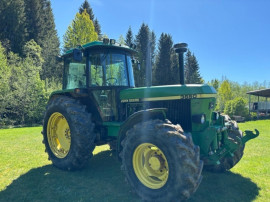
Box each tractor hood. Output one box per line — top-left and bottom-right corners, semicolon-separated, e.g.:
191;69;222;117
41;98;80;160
120;84;217;102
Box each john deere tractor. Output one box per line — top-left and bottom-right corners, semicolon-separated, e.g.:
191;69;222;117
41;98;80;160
42;39;259;201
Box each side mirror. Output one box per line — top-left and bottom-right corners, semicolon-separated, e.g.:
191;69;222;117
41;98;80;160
73;48;83;62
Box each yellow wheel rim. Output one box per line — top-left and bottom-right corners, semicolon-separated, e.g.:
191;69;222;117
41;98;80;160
47;112;71;158
133;143;169;189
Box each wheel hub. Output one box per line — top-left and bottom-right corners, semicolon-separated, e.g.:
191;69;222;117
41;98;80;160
133;143;169;189
149;156;161;171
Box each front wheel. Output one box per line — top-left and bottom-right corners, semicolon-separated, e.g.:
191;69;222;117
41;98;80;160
205;116;245;172
121;119;203;201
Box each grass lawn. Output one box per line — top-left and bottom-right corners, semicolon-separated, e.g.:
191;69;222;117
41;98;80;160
0;120;269;202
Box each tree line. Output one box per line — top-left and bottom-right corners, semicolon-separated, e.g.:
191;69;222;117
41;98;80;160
209;78;270;119
0;0;266;127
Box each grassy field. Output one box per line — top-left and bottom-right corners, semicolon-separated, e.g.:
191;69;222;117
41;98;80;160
0;120;269;202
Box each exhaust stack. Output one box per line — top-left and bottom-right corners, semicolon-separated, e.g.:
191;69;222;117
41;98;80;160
174;43;188;85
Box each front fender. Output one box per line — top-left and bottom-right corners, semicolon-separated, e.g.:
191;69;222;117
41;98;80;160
117;108;167;154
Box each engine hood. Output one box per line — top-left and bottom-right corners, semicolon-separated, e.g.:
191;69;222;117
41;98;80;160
120;84;216;102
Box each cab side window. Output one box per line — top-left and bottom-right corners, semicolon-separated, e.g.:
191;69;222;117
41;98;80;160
64;58;86;89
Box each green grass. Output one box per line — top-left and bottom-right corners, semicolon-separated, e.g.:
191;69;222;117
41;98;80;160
0;120;269;202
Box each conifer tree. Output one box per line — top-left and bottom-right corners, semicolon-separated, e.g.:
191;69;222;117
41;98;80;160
24;0;60;84
79;0;101;37
63;10;98;51
24;0;42;41
135;23;156;87
39;0;61;83
79;0;94;20
184;50;203;84
153;33;176;85
94;19;101;37
125;27;134;47
0;0;28;54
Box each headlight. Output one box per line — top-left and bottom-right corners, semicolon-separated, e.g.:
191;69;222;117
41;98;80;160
201;114;205;124
192;114;206;124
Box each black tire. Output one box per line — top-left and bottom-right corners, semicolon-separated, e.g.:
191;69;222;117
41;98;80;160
42;96;96;170
205;117;245;172
120;119;203;202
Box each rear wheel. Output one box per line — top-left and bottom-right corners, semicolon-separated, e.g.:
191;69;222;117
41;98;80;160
121;119;203;201
42;96;96;170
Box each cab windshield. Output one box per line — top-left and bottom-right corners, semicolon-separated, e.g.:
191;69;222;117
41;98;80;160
89;52;134;87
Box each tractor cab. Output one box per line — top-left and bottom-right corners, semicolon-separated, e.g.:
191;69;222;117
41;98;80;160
62;40;136;90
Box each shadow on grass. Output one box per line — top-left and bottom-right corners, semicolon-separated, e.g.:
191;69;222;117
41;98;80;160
0;150;260;202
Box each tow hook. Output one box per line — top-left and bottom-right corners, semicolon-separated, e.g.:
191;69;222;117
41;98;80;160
242;129;259;144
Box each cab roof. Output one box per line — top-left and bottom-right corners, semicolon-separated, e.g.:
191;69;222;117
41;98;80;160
63;40;136;56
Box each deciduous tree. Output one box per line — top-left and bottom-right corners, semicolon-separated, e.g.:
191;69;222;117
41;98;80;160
79;0;101;37
63;10;98;51
216;80;233;111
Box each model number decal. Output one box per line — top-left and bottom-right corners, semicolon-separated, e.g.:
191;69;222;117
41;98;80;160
181;94;197;99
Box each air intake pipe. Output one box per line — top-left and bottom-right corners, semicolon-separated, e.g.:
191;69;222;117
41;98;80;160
174;43;188;85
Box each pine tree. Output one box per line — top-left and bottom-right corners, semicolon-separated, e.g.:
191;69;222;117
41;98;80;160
0;0;28;54
125;26;134;47
184;50;203;84
79;0;101;37
135;23;156;87
63;10;98;51
39;0;61;83
153;33;173;85
24;0;42;41
24;0;60;84
79;0;94;20
94;19;101;37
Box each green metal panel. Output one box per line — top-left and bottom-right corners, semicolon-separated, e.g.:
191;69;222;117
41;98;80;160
192;126;219;156
191;98;216;132
120;84;216;100
103;122;122;137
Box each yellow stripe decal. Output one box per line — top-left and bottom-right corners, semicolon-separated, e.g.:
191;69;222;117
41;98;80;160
141;94;216;102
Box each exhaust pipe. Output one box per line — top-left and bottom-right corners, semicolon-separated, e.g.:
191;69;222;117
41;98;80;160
174;43;188;85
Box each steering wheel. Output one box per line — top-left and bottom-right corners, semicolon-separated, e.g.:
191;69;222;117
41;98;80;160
106;77;118;86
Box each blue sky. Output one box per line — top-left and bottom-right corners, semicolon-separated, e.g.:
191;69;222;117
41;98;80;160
51;0;270;84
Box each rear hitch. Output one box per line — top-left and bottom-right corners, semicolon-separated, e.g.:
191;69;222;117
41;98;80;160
241;129;259;144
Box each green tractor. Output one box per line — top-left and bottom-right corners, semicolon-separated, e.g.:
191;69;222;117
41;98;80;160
42;39;259;201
